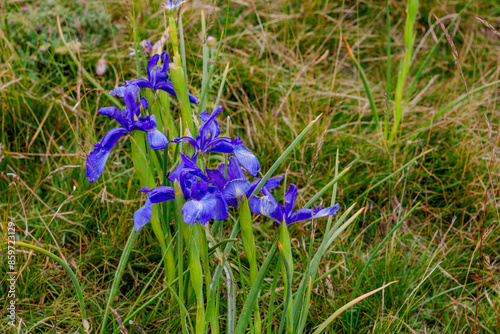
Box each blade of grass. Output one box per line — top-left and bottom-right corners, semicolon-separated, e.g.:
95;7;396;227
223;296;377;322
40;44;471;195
16;241;89;332
341;34;379;130
311;281;398;334
235;242;278;333
277;241;292;334
390;0;419;142
406;0;474;102
99;229;137;334
351;202;420;296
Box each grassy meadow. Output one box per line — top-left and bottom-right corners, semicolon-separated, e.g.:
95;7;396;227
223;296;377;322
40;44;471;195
1;0;500;332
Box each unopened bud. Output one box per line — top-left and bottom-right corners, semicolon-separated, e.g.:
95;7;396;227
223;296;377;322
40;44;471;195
207;36;216;48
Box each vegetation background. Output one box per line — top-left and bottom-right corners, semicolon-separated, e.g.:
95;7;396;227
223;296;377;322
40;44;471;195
1;0;499;332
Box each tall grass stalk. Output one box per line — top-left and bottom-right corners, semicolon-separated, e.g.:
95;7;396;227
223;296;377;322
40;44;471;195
390;0;419;142
341;35;380;130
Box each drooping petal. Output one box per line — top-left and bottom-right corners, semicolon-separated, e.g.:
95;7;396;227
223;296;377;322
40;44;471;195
168;153;207;182
134;199;153;232
206;137;239;154
125;78;153;90
286;204;340;225
156;80;177;97
249;193;284;223
182;187;228;225
312;204;340;218
284;183;298;217
140;186;175;204
86;128;128;183
170;136;198;150
233;144;260;176
98;106;130;130
156;80;199;104
110;86;126;97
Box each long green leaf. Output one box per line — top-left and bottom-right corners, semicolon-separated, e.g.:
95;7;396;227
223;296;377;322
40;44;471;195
100;229;137;334
342;35;379;129
235;242;278;333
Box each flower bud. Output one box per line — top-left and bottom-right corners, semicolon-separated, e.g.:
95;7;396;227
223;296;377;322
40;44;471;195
207;36;217;48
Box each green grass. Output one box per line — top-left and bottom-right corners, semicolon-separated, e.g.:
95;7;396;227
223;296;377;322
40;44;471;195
1;0;500;333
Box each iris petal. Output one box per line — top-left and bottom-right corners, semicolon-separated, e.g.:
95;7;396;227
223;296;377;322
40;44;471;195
125;78;153;90
182;186;228;225
86;128;128;183
233;144;261;176
146;54;160;81
133;199;153;232
147;129;169;150
110;86;126;97
287;204;340;225
284;183;297;216
223;178;251;204
141;186;175;204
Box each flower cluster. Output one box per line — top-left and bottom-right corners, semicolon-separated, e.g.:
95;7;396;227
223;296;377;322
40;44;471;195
86;52;340;232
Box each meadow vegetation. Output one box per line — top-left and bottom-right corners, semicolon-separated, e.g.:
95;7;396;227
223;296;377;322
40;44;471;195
1;0;499;332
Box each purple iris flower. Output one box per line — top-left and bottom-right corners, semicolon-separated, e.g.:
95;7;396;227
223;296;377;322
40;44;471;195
86;84;168;183
110;52;199;104
250;183;340;225
171;106;261;176
181;179;228;225
207;157;282;207
134;163;228;229
133;186;175;232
